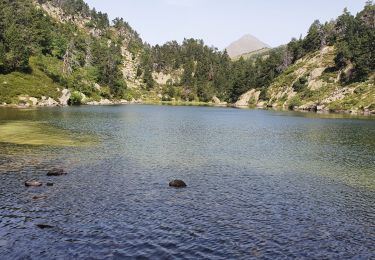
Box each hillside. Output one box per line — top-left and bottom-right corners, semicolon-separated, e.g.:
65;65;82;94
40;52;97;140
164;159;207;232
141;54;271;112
0;0;374;114
235;46;375;114
0;0;145;106
225;34;270;58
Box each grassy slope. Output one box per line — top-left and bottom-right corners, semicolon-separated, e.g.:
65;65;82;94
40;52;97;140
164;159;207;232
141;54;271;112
0;57;60;104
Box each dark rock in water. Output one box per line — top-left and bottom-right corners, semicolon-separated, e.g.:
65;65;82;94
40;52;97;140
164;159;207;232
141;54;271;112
46;182;54;186
169;179;187;188
47;168;66;176
25;180;42;187
36;224;54;229
32;195;48;200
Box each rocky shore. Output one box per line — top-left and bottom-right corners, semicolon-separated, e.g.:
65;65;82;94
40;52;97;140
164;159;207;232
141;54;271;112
0;88;374;116
232;87;375;116
0;88;143;108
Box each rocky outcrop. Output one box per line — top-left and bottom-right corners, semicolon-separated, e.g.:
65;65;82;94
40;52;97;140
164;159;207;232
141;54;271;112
234;89;261;107
29;97;38;106
320;87;355;104
87;99;113;105
18;96;59;107
59;89;71;106
211;96;228;106
38;96;59;107
121;46;142;89
34;1;91;31
212;96;221;104
152;70;182;86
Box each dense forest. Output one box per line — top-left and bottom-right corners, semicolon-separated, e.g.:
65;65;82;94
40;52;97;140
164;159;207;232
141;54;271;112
0;0;374;107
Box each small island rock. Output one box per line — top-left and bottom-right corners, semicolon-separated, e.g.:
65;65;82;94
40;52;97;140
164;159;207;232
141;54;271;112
169;179;187;188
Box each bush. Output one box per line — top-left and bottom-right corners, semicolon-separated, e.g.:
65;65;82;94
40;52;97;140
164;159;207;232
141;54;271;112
248;97;257;107
292;76;308;92
259;87;269;101
68;91;83;105
287;95;302;109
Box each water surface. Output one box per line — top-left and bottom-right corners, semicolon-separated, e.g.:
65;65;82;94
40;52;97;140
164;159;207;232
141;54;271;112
0;105;374;259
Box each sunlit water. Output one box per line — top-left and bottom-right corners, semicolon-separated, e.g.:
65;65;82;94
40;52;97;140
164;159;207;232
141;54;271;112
0;105;374;259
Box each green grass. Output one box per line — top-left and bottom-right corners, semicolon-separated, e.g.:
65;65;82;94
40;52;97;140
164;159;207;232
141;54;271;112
0;58;60;104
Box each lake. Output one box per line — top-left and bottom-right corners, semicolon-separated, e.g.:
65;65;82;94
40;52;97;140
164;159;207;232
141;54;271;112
0;105;374;259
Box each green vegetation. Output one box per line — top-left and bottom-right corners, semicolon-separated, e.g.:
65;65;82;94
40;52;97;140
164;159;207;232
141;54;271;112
0;121;95;146
0;0;373;111
292;76;308;92
68;91;83;105
0;57;60;104
0;0;131;102
334;2;375;82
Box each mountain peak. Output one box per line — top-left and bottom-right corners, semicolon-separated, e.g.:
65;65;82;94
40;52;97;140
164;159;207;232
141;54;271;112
226;34;270;58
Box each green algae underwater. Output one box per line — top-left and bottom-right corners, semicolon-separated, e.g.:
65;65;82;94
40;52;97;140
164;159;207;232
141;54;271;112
0;120;95;147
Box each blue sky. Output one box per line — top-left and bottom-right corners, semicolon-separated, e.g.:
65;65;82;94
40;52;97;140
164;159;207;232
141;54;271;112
85;0;366;49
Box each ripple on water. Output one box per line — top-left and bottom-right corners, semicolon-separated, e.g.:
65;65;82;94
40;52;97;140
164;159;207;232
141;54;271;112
0;105;375;259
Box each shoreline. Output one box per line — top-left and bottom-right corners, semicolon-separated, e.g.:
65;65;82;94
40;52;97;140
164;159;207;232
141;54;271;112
1;100;374;117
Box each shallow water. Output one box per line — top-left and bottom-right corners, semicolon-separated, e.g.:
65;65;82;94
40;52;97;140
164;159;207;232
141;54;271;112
0;105;374;259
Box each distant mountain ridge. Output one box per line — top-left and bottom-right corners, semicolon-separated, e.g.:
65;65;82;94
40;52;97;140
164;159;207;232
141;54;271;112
225;34;270;58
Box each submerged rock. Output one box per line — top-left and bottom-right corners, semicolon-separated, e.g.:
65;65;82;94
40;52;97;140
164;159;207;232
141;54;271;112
46;182;54;186
36;224;54;229
25;180;43;187
169;179;187;188
32;195;48;200
47;168;66;176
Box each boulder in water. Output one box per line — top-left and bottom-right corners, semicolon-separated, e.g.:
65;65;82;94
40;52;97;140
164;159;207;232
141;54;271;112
47;168;66;176
169;179;187;188
25;180;42;187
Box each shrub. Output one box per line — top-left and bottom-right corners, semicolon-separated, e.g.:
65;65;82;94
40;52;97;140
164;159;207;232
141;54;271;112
248;97;257;107
292;76;308;92
68;91;82;105
287;95;302;109
259;87;269;101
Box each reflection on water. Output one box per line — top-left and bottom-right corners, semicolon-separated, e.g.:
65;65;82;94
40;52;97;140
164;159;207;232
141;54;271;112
0;106;374;259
